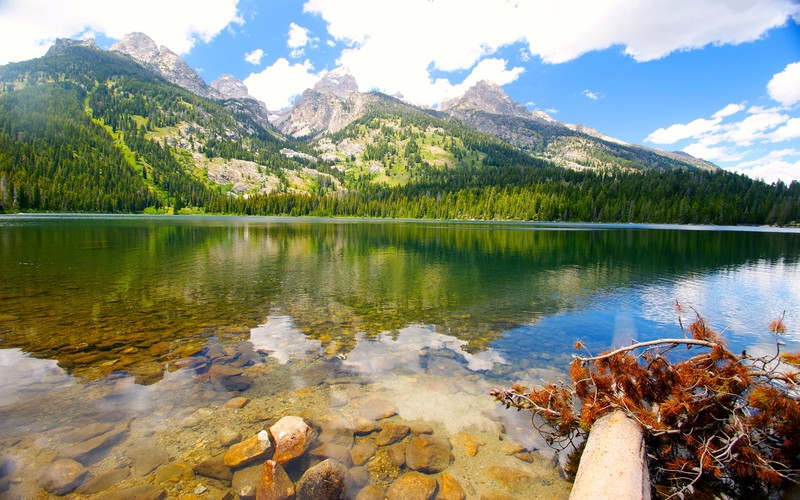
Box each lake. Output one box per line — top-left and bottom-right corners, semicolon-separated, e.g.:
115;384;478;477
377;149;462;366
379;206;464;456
1;215;799;498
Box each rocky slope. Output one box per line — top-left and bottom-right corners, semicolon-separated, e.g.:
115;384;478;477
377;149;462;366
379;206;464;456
111;32;220;100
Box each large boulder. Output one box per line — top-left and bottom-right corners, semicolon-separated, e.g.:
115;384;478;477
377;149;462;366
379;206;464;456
269;416;316;463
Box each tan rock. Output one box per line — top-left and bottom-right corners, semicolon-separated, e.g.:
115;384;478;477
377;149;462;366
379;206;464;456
39;459;87;495
353;418;381;435
226;397;251;409
450;433;484;457
350;442;377;466
405;435;454;474
217;427;243;447
484;466;542;496
193;454;233;482
224;431;274;468
357;484;385;500
269;416;316;464
386;471;437;500
232;464;262;500
360;398;398;421
375;423;409;446
256;460;294;500
154;461;193;483
309;443;352;466
436;473;466;500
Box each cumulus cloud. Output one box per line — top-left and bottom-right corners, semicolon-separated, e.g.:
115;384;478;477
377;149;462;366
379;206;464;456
303;0;799;105
243;58;321;110
287;22;317;58
713;102;746;119
732;150;800;184
767;61;800;106
244;48;265;65
645;117;722;144
771;118;800;142
0;0;242;64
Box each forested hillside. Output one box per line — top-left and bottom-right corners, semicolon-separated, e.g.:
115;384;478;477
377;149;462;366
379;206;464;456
1;44;799;225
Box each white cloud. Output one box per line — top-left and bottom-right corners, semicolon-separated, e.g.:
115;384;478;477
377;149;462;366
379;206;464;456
243;58;321;110
724;110;788;145
645;117;721;144
244;48;265;65
712;102;746;119
731;150;800;184
583;89;602;101
767;61;800;106
0;0;243;64
303;0;799;105
771;118;800;142
288;22;316;58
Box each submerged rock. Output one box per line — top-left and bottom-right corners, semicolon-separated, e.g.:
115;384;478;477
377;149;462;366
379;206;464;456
349;442;376;466
386;471;437;500
128;442;169;477
437;473;466;500
193;454;233;482
224;431;274;468
217;427;243;447
74;467;130;495
256;460;294;500
232;464;262;500
295;459;351;499
405;435;454;473
57;426;127;463
375;423;409;446
94;484;167;500
270;416;316;464
359;398;398;421
39;459;87;495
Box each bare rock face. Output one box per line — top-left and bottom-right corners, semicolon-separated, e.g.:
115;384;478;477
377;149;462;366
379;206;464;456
440;80;534;119
46;38;100;57
313;68;359;100
211;74;252;100
111;32;220;99
269;416;316;463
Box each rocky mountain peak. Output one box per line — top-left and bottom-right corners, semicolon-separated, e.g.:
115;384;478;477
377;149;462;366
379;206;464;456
210;74;252;100
441;80;532;119
45;38;100;57
111;32;219;100
312;67;359;100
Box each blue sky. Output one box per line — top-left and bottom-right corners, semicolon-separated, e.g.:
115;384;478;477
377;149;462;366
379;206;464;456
1;0;799;183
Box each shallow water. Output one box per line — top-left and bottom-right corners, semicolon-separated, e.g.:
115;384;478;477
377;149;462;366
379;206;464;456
1;215;799;498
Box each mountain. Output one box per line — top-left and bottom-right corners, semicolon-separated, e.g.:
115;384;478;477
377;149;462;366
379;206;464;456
0;34;797;225
273;68;380;139
111;32;221;100
440;80;717;173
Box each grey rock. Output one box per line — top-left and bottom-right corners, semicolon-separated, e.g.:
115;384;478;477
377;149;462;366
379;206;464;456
74;467;130;495
232;464;261;500
128;442;169;476
295;459;352;500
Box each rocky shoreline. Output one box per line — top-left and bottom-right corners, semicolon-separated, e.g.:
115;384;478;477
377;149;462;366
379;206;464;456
0;339;572;499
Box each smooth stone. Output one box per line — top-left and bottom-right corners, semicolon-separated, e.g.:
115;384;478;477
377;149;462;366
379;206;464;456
256;460;294;500
61;422;114;443
350;443;376;466
353;418;381;435
128;442;169;477
39;459;87;495
387;442;407;467
318;429;355;447
360;398;398;421
405;436;454;474
233;464;262;500
95;484;167;500
386;471;437;500
408;422;434;435
450;433;484;457
193;454;233;482
217;427;243;447
484;466;543;496
309;443;352;466
223;431;274;468
375;423;409;446
57;427;126;463
357;484;385;500
513;451;536;463
182;408;214;428
348;465;371;487
154;461;193;483
74;467;130;494
437;473;466;500
226;397;251;409
295;459;351;500
270;416;315;464
223;374;254;391
0;455;17;477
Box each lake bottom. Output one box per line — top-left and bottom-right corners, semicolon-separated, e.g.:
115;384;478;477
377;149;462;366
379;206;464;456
0;329;572;499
